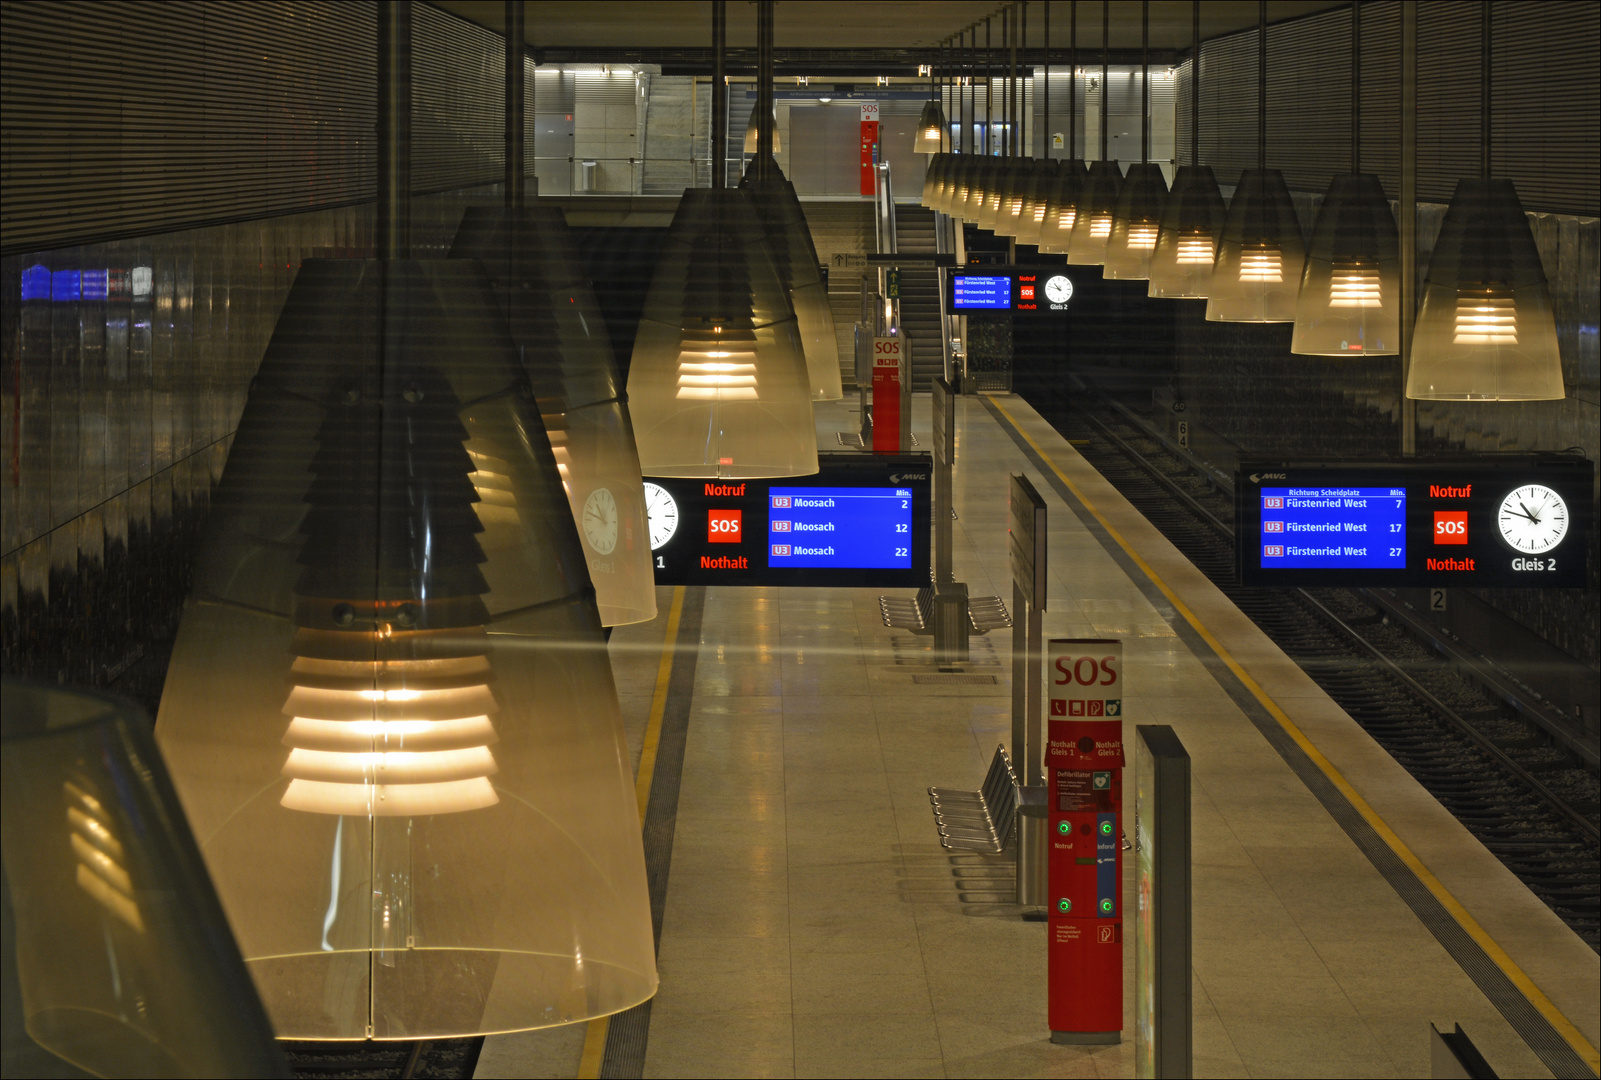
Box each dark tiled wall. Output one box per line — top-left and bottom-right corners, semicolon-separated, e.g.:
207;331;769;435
0;188;504;712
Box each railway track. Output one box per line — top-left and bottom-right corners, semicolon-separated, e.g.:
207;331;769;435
282;1036;485;1079
1052;394;1600;951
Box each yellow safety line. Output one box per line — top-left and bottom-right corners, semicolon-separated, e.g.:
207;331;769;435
989;396;1601;1073
577;586;685;1080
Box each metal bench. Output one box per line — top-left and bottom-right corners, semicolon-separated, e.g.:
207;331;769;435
928;744;1020;853
880;586;1012;634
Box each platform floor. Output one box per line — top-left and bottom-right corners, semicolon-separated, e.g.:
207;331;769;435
475;394;1599;1080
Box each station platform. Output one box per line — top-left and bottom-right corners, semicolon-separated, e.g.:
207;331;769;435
476;393;1599;1080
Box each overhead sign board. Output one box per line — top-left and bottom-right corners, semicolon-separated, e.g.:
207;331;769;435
1236;458;1592;587
646;454;931;587
949;266;1075;314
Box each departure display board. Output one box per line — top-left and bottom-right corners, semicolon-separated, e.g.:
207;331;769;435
948;266;1075;313
647;454;931;587
1237;458;1592;587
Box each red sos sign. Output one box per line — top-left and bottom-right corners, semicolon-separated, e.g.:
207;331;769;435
1433;511;1468;545
707;509;742;543
1053;654;1119;687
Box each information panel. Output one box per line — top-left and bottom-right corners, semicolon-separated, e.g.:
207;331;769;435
1237;458;1592;587
948;266;1075;314
647;454;931;587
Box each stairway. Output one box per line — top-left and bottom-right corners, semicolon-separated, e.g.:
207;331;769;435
641;75;695;194
894;205;945;391
799;201;875;390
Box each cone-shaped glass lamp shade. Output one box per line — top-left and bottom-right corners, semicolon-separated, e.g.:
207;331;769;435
2;680;289;1078
153;260;657;1039
997;160;1039;239
742;154;844;401
1290;173;1401;356
1147;165;1226;298
628;188;819;478
1065;160;1124;265
965;159;997;223
1036;159;1088;255
978;163;1012;231
955;158;984;221
1206;169;1306;322
914;99;948;153
449;207;657;627
743;108;781;154
1103;163;1171;280
920;152;945;207
1406;178;1563;400
1015;161;1059;247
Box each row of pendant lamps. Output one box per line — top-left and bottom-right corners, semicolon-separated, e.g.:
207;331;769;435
910;0;1563;403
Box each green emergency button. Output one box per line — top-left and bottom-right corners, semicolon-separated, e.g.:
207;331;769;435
1099;898;1115;914
1057;821;1071;834
1057;898;1072;913
1099;820;1115;836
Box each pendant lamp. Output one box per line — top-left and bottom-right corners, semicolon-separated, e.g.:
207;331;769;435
449;207;657;626
628;188;819;478
742;153;845;401
1149;0;1226;298
1036;159;1088;254
1104;3;1169;280
915;102;948;154
921;151;944;207
1206;2;1305;322
3;679;288;1078
1015;160;1059;247
742;107;780;154
1066;1;1121;265
154;259;657;1039
1291;2;1400;355
1405;2;1562;400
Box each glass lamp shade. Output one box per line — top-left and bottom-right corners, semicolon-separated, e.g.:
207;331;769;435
997;160;1040;239
1205;169;1307;322
153;259;657;1039
742;154;844;401
743;108;781;154
1065;160;1125;265
1147;165;1226;298
914;100;948;153
1102;163;1171;280
963;159;996;223
954;158;983;221
2;680;289;1078
628;188;819;478
449;206;657;627
1014;161;1059;247
1406;177;1564;400
920;152;945;207
1036;159;1088;255
1290;173;1401;356
977;163;1011;231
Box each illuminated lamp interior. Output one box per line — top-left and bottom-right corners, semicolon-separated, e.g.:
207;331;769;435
66;781;143;931
1089;213;1113;239
1454;288;1518;344
1238;245;1283;282
1329;262;1383;307
1127;223;1159;250
467;448;524;522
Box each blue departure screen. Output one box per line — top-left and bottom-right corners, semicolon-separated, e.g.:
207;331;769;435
767;487;913;569
1259;487;1407;569
952;275;1011;309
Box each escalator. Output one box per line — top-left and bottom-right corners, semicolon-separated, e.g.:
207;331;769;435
892;205;946;391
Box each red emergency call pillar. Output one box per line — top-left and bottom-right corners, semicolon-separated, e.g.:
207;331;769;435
1046;639;1126;1044
860;103;880;196
871;334;910;453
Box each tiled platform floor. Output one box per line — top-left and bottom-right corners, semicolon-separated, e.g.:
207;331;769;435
476;394;1598;1079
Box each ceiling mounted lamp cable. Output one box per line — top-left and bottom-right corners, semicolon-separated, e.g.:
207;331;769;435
1148;0;1226;298
1103;0;1169;280
1205;0;1306;322
914;35;948;153
1065;0;1121;265
1405;0;1562;400
1291;1;1401;355
979;10;1010;231
1036;0;1087;256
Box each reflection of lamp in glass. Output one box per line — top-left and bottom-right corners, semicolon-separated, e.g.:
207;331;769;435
1291;3;1399;355
3;679;287;1077
629;188;818;478
1405;179;1563;400
742;153;844;401
154;260;657;1039
1405;3;1562;401
450;205;658;626
1065;160;1123;265
1205;5;1305;322
743;107;780;153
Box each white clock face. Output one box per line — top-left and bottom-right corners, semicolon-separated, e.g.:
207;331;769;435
582;487;619;555
1497;484;1568;554
1044;275;1074;304
643;482;679;550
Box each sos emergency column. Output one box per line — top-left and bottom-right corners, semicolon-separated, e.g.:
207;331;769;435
872;335;911;453
1046;638;1126;1044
